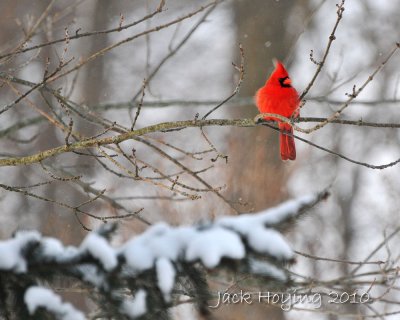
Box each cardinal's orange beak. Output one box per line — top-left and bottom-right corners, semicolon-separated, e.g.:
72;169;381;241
283;78;292;86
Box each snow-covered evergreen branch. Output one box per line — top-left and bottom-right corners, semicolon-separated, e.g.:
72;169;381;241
0;190;328;319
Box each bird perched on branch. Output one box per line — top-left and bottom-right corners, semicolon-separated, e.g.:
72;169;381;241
255;60;299;160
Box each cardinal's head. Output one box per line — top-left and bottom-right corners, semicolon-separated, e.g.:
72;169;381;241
268;59;292;88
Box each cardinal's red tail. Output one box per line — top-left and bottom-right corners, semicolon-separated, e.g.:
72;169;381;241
279;123;296;161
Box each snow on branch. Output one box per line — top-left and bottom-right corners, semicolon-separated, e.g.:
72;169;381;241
24;286;85;320
0;190;328;319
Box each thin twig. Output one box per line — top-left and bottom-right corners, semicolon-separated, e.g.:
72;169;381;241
131;79;146;129
0;57;73;115
202;43;245;119
0;0;166;60
259;121;400;170
299;42;400;133
130;2;218;103
300;0;345;100
48;1;223;83
295;250;385;265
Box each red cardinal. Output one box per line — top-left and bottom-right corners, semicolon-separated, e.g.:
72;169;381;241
255;60;299;160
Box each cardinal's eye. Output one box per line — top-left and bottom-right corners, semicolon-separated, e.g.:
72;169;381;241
279;76;292;88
